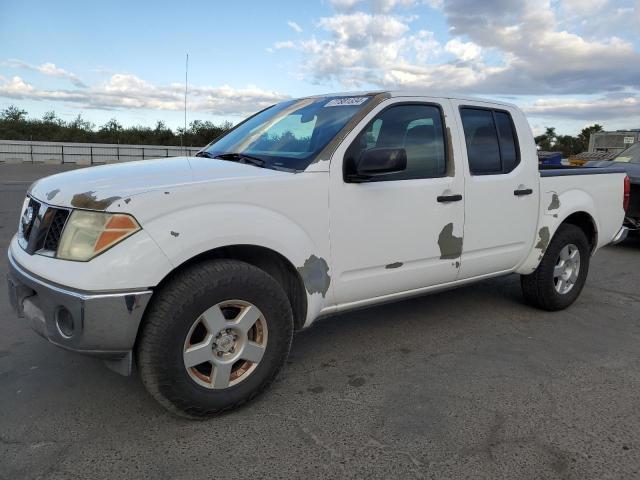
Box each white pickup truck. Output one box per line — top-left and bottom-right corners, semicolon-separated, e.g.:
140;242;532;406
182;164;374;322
7;92;629;417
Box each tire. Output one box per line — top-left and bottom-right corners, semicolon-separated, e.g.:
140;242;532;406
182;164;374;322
136;259;293;418
520;224;590;311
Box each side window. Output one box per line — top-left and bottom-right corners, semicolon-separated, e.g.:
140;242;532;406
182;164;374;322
494;112;518;172
345;104;447;181
460;107;520;175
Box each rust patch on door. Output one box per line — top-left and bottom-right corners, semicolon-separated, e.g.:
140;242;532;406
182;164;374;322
438;223;463;259
297;255;331;298
71;191;121;210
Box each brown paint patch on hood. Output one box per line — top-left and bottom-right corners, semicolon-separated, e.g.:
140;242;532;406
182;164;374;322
46;189;60;201
71;191;122;210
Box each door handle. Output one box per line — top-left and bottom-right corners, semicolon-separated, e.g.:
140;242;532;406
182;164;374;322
437;194;463;203
514;188;533;196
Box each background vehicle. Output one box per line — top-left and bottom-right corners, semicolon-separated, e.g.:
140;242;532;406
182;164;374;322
586;143;639;232
7;92;629;417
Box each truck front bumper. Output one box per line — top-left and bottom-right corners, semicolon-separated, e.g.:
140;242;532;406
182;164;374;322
6;250;153;375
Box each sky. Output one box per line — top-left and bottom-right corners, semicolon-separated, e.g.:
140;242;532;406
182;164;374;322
1;0;639;136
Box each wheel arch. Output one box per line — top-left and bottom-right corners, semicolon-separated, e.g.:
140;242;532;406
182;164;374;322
150;244;308;331
516;208;599;275
560;211;598;252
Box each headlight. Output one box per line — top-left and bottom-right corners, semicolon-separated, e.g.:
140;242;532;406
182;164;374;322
57;210;140;261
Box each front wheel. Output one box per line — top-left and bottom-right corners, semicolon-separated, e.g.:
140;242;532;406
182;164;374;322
520;224;590;311
136;259;293;418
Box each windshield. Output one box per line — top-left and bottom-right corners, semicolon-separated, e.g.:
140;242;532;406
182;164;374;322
614;143;640;164
199;96;373;171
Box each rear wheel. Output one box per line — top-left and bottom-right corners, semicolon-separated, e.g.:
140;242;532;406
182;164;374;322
521;224;590;311
136;259;293;418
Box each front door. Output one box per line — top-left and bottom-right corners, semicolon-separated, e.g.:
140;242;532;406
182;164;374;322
329;98;465;306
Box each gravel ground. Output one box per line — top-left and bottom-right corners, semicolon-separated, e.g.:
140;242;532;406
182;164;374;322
1;162;639;479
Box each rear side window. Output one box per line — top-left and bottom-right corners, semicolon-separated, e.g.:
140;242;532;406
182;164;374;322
460;107;520;175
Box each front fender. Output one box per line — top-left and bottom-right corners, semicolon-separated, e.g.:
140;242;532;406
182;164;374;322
142;201;331;324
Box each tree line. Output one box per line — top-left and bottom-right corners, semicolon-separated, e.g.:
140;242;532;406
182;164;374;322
534;124;603;157
0;105;232;147
1;105;605;156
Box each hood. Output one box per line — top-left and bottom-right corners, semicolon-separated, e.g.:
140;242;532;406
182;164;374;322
29;156;287;210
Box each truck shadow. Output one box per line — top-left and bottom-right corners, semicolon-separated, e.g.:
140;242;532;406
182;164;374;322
615;233;640;250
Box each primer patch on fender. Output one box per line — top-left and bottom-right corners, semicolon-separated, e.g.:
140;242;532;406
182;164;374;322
535;226;550;253
297;255;331;298
438;223;463;259
71;191;122;210
548;193;560;211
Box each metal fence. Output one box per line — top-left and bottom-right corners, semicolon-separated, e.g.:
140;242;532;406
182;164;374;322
0;140;202;165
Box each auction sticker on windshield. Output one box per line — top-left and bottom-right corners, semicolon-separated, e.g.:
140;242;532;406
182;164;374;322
325;97;369;107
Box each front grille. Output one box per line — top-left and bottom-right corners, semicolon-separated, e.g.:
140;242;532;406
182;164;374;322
19;197;71;255
43;208;70;251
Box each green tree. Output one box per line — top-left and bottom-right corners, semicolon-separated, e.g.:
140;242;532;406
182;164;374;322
100;118;123;133
577;124;603;152
0;105;232;146
1;105;28;122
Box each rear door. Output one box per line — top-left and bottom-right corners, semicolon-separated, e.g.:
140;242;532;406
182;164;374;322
450;100;539;278
328;97;465;306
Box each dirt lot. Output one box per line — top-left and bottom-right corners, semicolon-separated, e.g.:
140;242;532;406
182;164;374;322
1;163;639;479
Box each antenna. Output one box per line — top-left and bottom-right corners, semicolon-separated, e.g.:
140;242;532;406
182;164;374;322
182;53;189;154
180;53;189;153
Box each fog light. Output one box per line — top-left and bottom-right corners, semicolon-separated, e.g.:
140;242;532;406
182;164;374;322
55;307;74;338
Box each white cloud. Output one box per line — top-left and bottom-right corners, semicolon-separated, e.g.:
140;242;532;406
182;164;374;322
294;12;445;87
523;95;640;120
0;74;289;115
444;39;481;62
274;40;295;49
287;20;303;33
279;0;640;98
4;60;87;87
329;0;362;11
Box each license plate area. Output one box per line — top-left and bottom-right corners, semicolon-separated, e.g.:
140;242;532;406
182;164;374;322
6;274;35;318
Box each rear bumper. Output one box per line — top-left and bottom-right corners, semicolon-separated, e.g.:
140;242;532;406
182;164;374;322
6;249;152;374
610;226;629;245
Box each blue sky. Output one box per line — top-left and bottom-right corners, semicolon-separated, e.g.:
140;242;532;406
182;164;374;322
1;0;639;136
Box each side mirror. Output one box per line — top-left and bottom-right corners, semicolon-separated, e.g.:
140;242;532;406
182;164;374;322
346;147;407;182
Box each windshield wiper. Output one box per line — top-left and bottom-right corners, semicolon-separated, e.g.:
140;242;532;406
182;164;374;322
214;152;266;168
195;151;216;158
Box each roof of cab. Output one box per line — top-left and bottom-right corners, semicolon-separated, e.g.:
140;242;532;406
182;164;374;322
304;90;519;110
